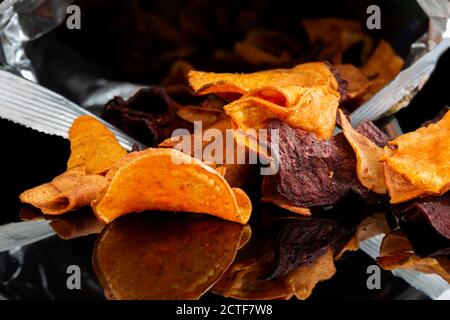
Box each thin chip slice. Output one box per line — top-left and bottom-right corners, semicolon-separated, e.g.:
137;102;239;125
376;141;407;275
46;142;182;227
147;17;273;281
176;106;223;127
361;40;404;99
93;214;250;299
67;116;127;174
383;110;450;196
188;62;339;96
19;166;107;215
225;85;340;140
383;163;428;204
92;148;252;224
335;64;369;99
378;230;450;283
339;110;386;194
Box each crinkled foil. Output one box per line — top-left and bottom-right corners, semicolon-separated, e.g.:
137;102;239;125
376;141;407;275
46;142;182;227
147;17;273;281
0;0;449;300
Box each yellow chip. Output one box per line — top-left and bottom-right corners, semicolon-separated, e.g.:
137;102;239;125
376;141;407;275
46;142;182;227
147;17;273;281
19;166;107;215
339;110;386;194
92;148;252;224
335;64;369;99
67;116;128;174
176;105;222;127
383;110;450;196
361;40;404;98
225;85;340;140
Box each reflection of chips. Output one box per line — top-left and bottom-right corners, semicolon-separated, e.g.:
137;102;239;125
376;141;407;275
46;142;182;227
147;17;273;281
361;40;404;99
337;213;390;259
383;110;450;203
93;214;249;299
378;231;450;283
93;148;252;224
212;248;336;300
19;167;107;215
225;85;340;139
339;110;386;194
188;62;339;96
47;207;105;240
176;105;222;127
67;116;127;174
335;64;369;99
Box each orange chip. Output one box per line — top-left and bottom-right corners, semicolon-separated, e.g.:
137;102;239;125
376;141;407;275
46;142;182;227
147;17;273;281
176;105;222;127
188;62;339;97
335;64;369;99
93;214;250;299
383;110;450;197
339;110;386;194
19;166;107;215
378;231;450;283
361;40;404;99
92;148;252;224
67;116;128;174
303;18;373;65
225;85;340;140
383;163;428;204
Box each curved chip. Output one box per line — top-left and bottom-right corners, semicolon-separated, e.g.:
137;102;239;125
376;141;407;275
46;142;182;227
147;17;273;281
67;116;127;174
188;62;339;96
92;148;252;224
225;85;340;140
383;110;450;197
377;230;450;283
339;110;386;194
93;214;250;299
176;105;223;127
361;40;404;99
19;166;107;215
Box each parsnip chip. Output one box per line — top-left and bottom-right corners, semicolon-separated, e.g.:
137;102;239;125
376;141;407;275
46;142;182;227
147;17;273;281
19;166;107;215
383;110;450;198
361;40;404;99
93;214;250;300
339;110;386;194
225;85;340;140
188;62;339;96
67;116;127;174
378;231;450;283
335;64;369;99
92;148;252;224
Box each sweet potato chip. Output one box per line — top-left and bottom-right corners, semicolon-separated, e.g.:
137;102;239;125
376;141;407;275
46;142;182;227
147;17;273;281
92;148;252;224
176;105;223;127
383;110;450;199
19;166;107;215
378;230;450;283
361;40;404;99
335;64;369;99
93;214;250;299
67;116;127;174
383;163;428;204
303;18;373;65
339;110;386;194
225;85;340;139
188;62;339;96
